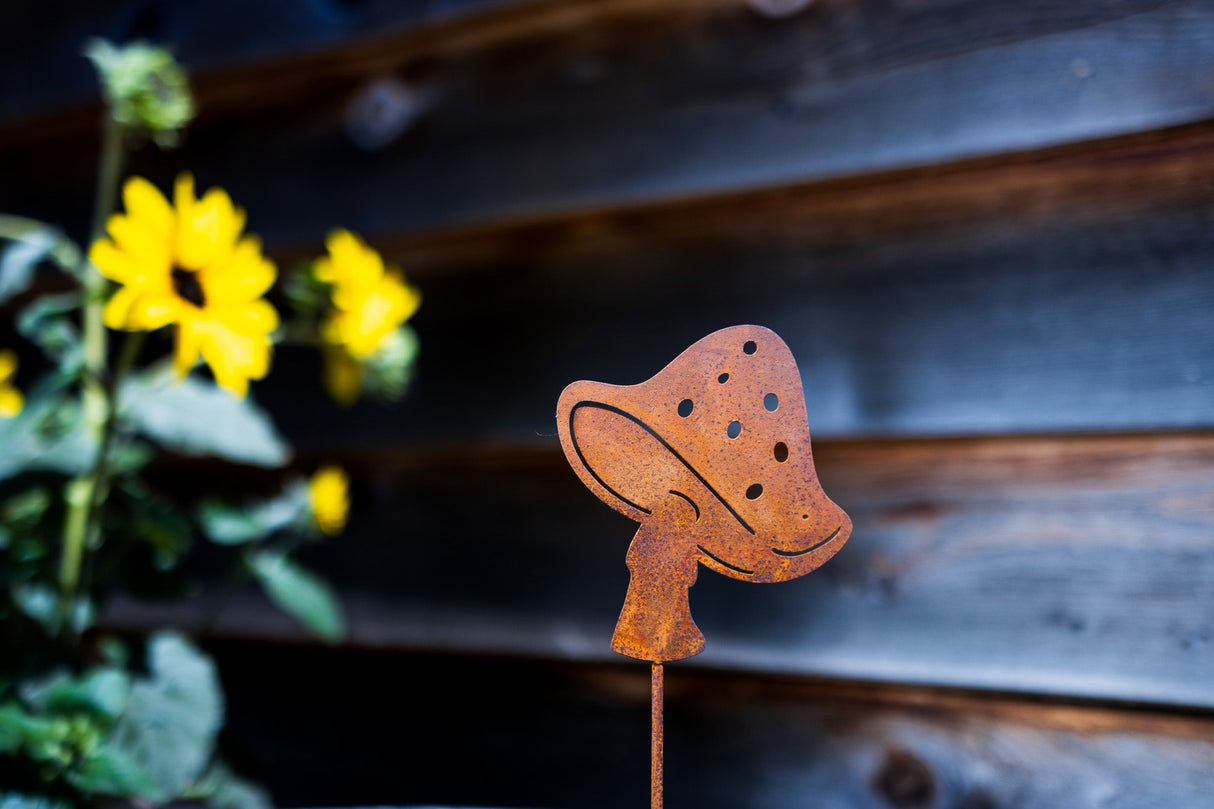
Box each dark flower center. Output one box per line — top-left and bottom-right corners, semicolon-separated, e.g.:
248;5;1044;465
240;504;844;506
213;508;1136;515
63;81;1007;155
172;267;206;308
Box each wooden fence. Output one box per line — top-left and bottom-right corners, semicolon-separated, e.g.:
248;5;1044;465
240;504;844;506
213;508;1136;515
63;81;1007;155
2;1;1213;806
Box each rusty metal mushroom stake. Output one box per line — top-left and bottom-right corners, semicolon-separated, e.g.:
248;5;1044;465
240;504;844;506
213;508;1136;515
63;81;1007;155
556;325;852;808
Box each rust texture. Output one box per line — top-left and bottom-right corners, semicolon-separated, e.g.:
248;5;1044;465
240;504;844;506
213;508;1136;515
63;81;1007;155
556;324;852;663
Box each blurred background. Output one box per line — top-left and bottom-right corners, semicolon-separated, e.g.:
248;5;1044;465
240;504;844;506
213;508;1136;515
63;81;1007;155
3;0;1214;807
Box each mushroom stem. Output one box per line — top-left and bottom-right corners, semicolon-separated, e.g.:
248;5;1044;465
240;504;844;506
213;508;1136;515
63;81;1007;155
651;661;664;809
611;501;704;662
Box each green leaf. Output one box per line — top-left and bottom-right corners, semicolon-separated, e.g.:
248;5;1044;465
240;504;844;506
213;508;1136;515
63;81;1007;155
0;704;21;752
11;584;57;632
116;478;194;567
193;761;273;809
0;794;72;809
96;637;130;669
67;741;160;798
0;216;82;304
12;586;96;636
107;633;223;803
121;366;289;467
1;487;52;532
0;703;71;766
0;375;95;483
16;293;83;373
107;440;155;476
19;668;131;724
249;551;345;642
0;702;53;754
198;481;309;545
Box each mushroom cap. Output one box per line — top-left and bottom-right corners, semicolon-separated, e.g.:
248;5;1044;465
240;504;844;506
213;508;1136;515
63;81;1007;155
557;325;850;582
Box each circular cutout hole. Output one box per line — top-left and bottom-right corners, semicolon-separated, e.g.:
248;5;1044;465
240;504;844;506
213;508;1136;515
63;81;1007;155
718;372;730;383
727;420;742;439
746;483;763;500
678;399;694;417
743;340;757;355
773;442;789;462
764;393;779;411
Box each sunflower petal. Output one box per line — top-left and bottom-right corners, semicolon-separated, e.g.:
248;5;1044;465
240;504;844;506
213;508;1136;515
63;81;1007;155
103;286;141;330
177;178;244;270
205;236;276;303
248;338;272;381
325;229;383;297
235;299;280;333
384;270;422;323
89;239;138;284
174;321;201;377
313;255;337;285
199;187;246;249
122;176;174;236
105;214;172;278
174;173;196;221
199;330;250;397
198;322;272;397
127;294;180;331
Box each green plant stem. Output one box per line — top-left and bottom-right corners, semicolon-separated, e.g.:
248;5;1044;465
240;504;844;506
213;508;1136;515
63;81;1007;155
83;116;124;429
77;331;145;583
57;116;126;637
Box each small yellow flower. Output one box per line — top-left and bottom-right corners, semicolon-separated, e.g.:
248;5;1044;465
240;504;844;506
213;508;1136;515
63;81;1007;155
89;174;279;397
308;466;349;535
316;230;420;360
0;351;24;418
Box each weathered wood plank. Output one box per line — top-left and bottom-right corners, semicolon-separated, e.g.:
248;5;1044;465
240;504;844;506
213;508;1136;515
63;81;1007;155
4;0;1214;241
105;433;1214;709
209;641;1214;809
228;125;1214;441
6;6;1214;437
0;0;533;121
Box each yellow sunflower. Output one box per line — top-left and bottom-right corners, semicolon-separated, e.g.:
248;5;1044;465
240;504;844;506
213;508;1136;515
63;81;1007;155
316;229;420;360
308;466;349;535
0;350;24;418
88;174;278;397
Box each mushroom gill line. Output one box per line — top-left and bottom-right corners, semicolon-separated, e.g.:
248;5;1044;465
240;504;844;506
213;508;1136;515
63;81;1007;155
668;489;700;520
772;526;841;557
696;544;754;576
567;401;757;535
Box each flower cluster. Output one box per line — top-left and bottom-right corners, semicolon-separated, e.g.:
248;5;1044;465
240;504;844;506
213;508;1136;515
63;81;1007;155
0;40;417;809
315;229;421;404
88;176;420;405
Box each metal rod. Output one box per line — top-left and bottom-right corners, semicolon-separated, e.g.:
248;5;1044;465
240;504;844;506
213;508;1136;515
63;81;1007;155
651;662;664;809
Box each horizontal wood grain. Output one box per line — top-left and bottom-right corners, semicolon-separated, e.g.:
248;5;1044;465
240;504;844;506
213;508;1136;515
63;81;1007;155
8;4;1214;806
12;159;1214;439
233;123;1214;441
209;641;1214;808
105;433;1214;709
4;0;1214;241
